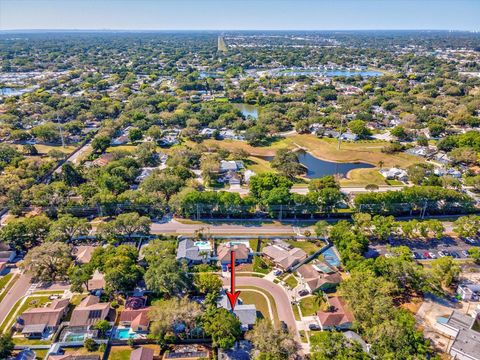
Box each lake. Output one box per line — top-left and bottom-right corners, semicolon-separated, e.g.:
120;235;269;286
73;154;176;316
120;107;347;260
263;152;374;178
233;103;259;119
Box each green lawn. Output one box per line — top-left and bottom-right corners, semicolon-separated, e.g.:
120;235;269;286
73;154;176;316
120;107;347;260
108;347;132;360
292;304;301;321
253;256;271;274
299;330;308;343
12;337;51;346
238;290;272;322
33;349;49;360
286;239;322;255
284;275;298;289
0;273;13;289
299;296;323;317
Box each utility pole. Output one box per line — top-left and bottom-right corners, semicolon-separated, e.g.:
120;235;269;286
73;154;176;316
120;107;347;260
337;116;345;150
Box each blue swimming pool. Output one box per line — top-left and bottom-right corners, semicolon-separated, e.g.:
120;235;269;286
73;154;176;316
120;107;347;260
115;328;138;340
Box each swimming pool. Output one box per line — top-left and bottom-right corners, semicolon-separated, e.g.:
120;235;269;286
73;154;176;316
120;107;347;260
194;241;212;251
63;332;86;342
115;328;138;340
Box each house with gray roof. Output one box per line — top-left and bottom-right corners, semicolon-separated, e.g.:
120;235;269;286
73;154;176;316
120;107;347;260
176;239;210;265
217;293;257;331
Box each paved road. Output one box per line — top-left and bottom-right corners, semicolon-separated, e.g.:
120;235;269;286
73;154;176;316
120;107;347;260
222;276;298;335
150;220;309;235
220;185;407;196
0;273;32;324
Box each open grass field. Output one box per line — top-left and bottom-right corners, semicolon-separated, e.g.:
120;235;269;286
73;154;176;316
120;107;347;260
246;155;275;174
339;167;389;187
284;275;299;289
286;239;322;255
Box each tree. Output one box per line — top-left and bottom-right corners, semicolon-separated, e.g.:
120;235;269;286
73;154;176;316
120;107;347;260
60;163;84;186
90;245;143;293
271;149;305;179
246;319;299;360
0;334;14;359
68;265;93;293
93;319;111;338
453;215;480;238
310;331;370;360
145;257;189;296
149;297;202;341
348;120;371;138
128;128;143;143
141;171;184;201
194;273;222;295
99;212;151;241
249;172;292;201
202;307;242;349
430;257;460;288
92;135;112;153
48;214;92;243
469;247;480;264
314;220;330;238
22;242;72;282
0;215;51;251
308;176;339;192
365;184;379;192
84;338;98;352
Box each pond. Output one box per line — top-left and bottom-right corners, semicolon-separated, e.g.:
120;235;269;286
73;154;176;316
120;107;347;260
263;152;374;178
0;87;32;96
298;152;374;178
233;103;259;119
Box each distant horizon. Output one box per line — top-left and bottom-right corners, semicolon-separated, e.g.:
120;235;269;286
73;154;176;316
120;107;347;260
1;29;478;33
1;0;479;32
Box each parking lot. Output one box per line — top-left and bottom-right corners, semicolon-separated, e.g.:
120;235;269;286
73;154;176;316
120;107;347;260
368;236;478;260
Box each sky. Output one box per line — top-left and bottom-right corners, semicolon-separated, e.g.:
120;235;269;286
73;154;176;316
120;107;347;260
1;0;479;31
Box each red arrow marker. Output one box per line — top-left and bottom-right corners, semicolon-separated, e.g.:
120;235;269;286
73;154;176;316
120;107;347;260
226;249;241;310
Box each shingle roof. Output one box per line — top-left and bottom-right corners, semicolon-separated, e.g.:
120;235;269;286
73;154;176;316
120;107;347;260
69;295;110;327
130;347;154;360
317;297;354;328
263;245;307;270
217;244;250;263
20;299;69;327
176;239;203;262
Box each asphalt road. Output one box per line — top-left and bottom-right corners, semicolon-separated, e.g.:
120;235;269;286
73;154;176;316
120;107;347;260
150;220;308;235
222;276;298;336
0;273;32;324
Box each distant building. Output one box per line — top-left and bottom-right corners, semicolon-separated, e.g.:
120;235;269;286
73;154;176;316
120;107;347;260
219;160;244;173
457;283;480;301
379;167;408;182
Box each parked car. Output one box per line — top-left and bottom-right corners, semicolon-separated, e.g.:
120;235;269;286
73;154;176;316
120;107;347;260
450;251;459;258
462;250;470;257
309;323;321;331
423;251;431;259
428;252;437;259
413;252;423;260
298;289;309;296
273;269;282;276
465;238;476;244
280;321;288;333
438;251;446;257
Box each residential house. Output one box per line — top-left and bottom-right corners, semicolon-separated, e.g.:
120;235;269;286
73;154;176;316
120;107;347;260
131;347;154;360
219;160;244;173
0;242;16;263
243;169;256;184
163;345;210;360
72;246;95;265
216;243;250;265
69;295;111;328
296;264;342;293
92;153;115;167
263;243;307;271
118;296;150;332
217;293;257;331
457;283;480;301
379;168;408;182
339;132;358;141
18;299;70;338
200;128;216;138
87;270;106;294
176;239;210;265
317;296;354;331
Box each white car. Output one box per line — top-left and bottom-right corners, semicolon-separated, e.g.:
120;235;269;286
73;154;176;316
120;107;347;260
438;251;446;257
429;252;437;259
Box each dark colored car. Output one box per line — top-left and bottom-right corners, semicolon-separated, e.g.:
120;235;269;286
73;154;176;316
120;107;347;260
298;289;309;296
280;321;288;332
308;323;321;331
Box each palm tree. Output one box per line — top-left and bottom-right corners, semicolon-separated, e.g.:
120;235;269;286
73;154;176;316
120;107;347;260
378;160;384;169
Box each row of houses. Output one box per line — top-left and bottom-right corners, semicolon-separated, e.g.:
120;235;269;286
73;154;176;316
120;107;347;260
176;238;308;271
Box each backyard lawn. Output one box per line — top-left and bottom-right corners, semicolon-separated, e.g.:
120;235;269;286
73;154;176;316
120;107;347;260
108;347;132;360
286;239;323;255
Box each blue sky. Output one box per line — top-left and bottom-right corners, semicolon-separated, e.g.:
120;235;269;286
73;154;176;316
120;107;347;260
1;0;479;31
